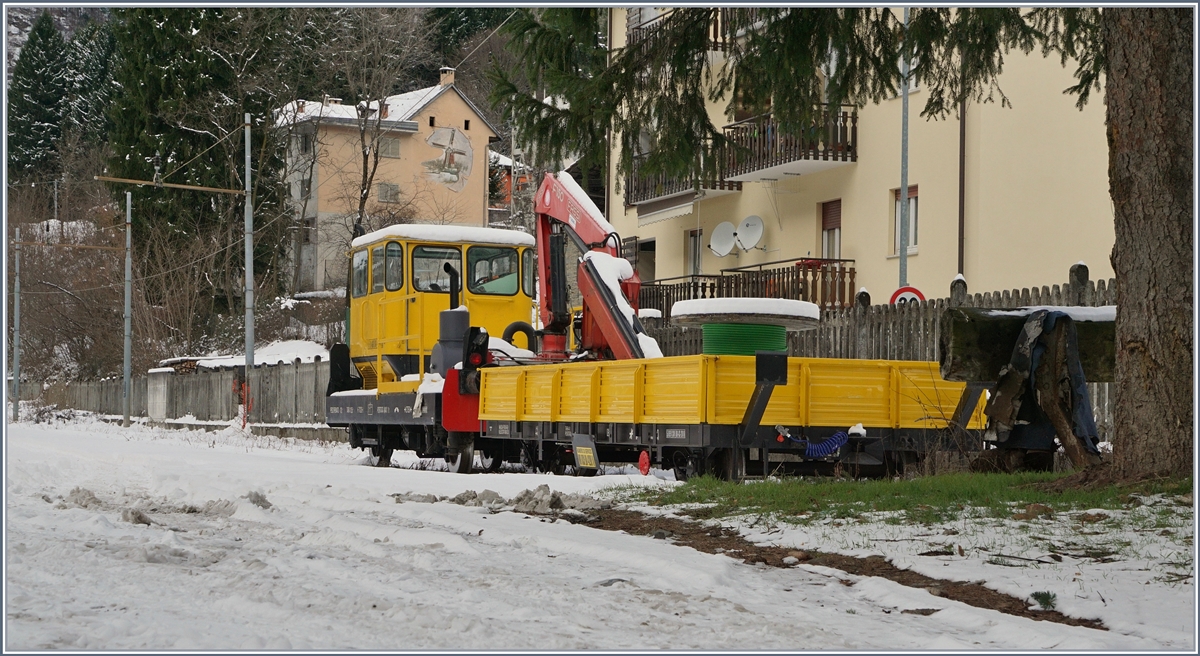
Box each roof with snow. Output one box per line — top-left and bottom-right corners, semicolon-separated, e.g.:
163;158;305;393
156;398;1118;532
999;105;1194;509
274;84;499;136
352;223;535;249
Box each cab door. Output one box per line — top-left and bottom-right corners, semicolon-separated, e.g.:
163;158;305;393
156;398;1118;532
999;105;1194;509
379;241;407;358
348;249;369;354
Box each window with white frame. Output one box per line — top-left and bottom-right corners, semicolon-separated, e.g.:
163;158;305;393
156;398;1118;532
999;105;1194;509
379;137;400;158
893;185;918;254
821;199;841;260
377;182;401;204
298;178;311;200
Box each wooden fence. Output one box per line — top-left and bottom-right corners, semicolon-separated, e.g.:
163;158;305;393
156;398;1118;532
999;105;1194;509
43;360;331;425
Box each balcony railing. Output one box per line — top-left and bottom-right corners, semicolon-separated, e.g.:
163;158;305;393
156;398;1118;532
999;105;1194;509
625;152;742;206
628;8;763;53
639;257;856;323
723;105;858;180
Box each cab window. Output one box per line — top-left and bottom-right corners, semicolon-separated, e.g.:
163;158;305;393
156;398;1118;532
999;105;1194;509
412;245;460;293
385;242;403;291
351;250;368;298
522;248;535;297
370;245;385;294
467;246;519;296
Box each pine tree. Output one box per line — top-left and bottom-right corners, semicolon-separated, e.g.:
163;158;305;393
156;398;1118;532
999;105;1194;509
488;9;611;177
7;10;70;179
63;20;116;144
496;8;1192;481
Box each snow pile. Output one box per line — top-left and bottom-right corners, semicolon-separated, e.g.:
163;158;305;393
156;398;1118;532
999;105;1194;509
581;251;663;358
415;372;444;395
398;372;446;394
637;308;662;319
294;288;346;300
195;340;329;369
352;223;535;249
394;485;615;515
672;297;821;320
489;337;536;361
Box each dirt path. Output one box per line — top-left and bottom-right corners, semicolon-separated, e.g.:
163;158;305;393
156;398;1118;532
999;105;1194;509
584;508;1106;631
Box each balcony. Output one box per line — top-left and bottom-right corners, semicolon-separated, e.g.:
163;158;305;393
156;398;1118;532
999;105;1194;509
723;105;858;182
627;8;730;53
639;257;856;323
625;152;742;207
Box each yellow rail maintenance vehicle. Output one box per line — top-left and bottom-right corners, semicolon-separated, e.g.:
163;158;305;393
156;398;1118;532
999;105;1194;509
327;223;539;469
326;174;986;480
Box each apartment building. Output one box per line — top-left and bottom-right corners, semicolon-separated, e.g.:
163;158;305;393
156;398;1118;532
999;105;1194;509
276;68;498;292
608;9;1113;307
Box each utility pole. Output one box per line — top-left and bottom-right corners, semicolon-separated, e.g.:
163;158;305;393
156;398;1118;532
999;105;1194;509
244;113;255;374
123;192;132;428
898;6;911;288
11;227;20;423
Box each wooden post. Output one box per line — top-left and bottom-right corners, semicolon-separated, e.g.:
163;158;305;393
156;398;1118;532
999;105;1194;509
1069;262;1089;306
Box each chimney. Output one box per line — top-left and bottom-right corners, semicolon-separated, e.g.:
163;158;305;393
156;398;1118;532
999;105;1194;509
381;103;389;119
439;67;455;86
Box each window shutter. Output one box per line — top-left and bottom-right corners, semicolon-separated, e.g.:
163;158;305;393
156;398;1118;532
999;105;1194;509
822;199;841;230
894;185;918;200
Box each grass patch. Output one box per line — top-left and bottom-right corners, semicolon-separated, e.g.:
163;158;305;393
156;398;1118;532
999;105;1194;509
639;472;1192;526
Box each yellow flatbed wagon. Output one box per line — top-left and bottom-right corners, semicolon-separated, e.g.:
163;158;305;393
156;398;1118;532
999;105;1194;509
476;353;985;478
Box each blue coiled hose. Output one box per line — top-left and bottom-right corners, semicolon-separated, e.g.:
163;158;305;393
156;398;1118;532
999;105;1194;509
805;431;849;458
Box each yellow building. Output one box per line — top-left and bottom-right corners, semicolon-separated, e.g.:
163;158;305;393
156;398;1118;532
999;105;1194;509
608;9;1114;307
277;68;498;292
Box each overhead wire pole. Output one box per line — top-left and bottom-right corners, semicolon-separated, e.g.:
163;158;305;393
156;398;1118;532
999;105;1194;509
244;113;255;387
123;192;132;428
94;120;252;424
898;6;911;288
11;227;21;422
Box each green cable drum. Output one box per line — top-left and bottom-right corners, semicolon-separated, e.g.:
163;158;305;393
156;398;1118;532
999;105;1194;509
701;322;787;355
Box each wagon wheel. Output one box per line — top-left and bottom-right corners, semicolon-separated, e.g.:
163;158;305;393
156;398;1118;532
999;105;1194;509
477;448;504;473
668;449;693;481
447;445;474;474
370;445;393;468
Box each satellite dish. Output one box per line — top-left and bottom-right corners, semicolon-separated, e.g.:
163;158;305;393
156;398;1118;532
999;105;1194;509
736;215;765;251
709;221;737;257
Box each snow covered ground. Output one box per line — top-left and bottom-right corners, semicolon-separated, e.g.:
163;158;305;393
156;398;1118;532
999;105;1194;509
4;416;1194;650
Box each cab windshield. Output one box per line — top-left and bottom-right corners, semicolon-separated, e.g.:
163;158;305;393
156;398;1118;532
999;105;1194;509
412;246;461;293
467;246;519;296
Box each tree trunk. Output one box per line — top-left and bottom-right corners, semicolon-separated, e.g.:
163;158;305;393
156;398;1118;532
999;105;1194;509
1104;9;1193;479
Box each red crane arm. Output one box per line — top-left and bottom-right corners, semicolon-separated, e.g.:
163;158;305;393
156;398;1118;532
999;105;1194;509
533;173;644;360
